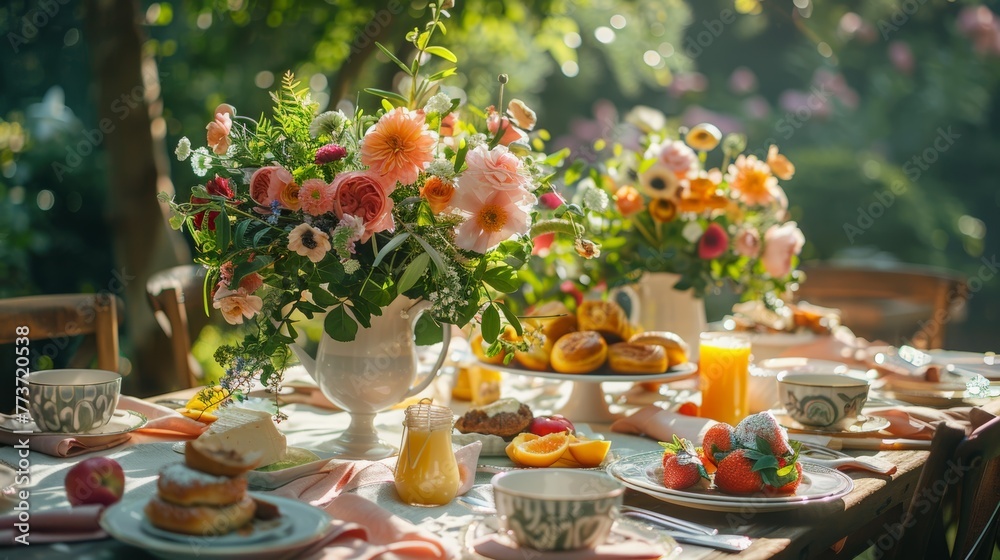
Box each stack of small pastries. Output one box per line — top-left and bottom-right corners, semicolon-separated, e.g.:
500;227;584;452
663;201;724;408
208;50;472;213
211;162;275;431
145;441;271;536
474;300;690;375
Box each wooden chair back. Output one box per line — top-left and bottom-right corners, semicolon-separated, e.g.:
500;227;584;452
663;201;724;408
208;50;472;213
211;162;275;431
146;265;209;389
0;294;123;372
795;262;968;348
952;415;1000;560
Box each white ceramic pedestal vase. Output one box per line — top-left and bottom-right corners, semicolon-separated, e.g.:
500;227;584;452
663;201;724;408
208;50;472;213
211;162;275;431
618;272;708;361
289;297;451;460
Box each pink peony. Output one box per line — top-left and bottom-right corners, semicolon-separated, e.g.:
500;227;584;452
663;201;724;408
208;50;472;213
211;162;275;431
698;223;729;260
762;222;805;278
360;107;436;189
212;287;263;325
460;144;532;193
298;178;335;216
331;171;395;243
206;104;234;155
734;228;761;258
452;185;534;254
657;139;698;179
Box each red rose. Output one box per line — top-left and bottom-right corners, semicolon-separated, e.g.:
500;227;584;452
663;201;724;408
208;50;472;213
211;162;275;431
191;175;232;230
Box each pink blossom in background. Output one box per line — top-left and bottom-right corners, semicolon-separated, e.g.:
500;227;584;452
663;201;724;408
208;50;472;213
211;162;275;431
206;107;233;155
743;96;771;120
698;223;729;260
778;90;832;120
734;228;761;258
762;222;805;278
813;69;859;110
958;6;1000;56
888;42;915;74
728;67;758;94
668;72;709;98
680;106;743;136
657;139;698;178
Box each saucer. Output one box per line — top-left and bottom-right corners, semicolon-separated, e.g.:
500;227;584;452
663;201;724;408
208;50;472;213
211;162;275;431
775;412;890;436
0;409;147;440
142;512;294;545
466;515;680;559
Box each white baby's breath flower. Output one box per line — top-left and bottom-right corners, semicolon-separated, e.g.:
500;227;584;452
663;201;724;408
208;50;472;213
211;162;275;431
578;178;609;212
467;133;488;149
309;110;348;139
682;221;704;243
426;158;456;179
174;137;191;161
424;92;452;115
190;147;212;177
343;259;361;275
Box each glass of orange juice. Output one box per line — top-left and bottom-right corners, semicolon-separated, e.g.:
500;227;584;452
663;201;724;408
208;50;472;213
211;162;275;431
394;402;461;506
699;332;751;425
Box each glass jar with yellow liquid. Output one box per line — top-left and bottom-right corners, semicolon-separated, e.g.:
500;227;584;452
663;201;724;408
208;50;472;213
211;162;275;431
699;332;752;425
394;402;461;507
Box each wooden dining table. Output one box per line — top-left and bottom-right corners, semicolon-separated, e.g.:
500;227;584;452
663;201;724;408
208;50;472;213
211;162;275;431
1;372;932;560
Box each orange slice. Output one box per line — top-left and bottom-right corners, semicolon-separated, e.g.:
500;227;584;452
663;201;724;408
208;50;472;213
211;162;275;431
178;386;230;423
568;439;612;467
507;432;571;468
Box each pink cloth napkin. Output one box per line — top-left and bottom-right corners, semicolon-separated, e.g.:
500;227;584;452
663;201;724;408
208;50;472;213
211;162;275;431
269;441;482;508
0;504;105;545
0;396;208;458
299;494;452;559
473;535;663;560
611;405;718;444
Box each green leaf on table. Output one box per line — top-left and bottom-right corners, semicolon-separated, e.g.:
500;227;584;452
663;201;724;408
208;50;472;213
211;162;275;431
481;304;501;343
424;46;457;62
324;305;358;342
372;232;410;267
397;253;430;294
375;42;412;75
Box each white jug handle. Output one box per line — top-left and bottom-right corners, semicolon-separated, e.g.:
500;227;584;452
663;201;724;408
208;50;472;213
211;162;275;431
403;300;452;399
611;284;641;326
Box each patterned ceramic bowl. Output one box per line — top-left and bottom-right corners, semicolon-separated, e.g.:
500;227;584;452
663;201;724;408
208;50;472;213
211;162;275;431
777;372;869;430
27;369;121;433
491;469;624;551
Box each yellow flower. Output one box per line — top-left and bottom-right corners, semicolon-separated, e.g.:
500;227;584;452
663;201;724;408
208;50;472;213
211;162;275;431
648;199;678;223
685;123;722;151
766;145;795;181
638;163;682;201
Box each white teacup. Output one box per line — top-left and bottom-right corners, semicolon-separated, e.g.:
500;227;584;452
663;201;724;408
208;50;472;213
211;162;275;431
27;369;121;433
777;372;869;430
748;358;849;413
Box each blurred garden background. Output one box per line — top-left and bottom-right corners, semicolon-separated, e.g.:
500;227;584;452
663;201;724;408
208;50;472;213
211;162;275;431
1;0;998;395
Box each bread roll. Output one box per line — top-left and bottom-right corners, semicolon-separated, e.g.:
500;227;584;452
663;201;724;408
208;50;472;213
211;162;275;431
551;331;608;374
145;495;256;536
515;301;578;371
608;342;668;374
629;331;690;367
577;301;630;342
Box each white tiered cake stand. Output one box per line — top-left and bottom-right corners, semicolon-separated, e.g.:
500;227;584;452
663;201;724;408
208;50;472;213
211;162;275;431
481;362;698;423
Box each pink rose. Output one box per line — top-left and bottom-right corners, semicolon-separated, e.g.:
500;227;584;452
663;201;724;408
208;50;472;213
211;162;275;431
331;171;395;243
734;228;761;258
206;104;234;155
460;144;531;192
212;287;263;325
762;222;805;278
486;109;527;146
249;166;294;206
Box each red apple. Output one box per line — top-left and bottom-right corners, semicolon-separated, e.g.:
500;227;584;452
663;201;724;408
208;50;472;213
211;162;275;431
529;415;575;436
65;457;125;506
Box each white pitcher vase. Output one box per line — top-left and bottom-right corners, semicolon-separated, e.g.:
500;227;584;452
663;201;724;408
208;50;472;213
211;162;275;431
617;272;707;360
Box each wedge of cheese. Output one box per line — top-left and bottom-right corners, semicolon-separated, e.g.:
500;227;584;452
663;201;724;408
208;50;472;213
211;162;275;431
196;408;286;467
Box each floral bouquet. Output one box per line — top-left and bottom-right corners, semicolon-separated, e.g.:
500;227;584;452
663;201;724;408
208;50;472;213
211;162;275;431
162;4;586;408
530;115;804;303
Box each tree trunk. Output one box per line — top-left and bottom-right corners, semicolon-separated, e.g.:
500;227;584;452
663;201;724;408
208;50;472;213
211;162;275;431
84;0;190;396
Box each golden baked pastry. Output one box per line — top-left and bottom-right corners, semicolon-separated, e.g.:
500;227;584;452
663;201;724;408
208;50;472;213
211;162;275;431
629;331;689;367
157;463;248;507
454;397;533;438
576;301;630;342
145;495;256;536
185;439;261;477
551;331;608;374
515;301;579;371
608;342;668;374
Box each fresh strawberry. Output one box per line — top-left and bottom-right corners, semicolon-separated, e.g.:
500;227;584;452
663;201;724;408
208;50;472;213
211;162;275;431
701;422;734;466
765;461;803;495
714;449;763;494
733;412;791;455
659;436;709;490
